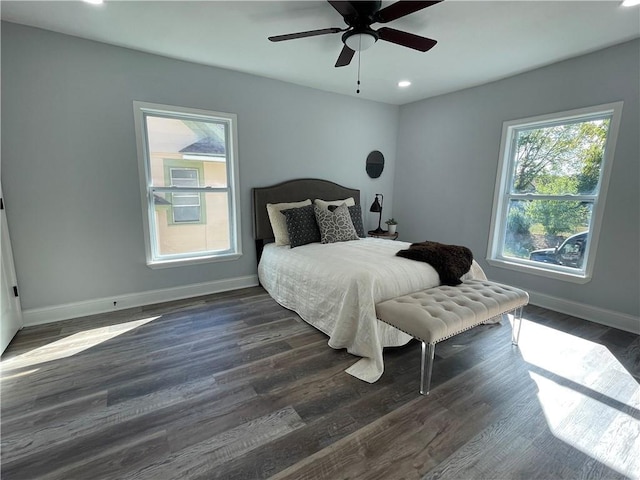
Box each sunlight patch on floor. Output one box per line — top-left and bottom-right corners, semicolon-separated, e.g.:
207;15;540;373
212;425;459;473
518;319;640;478
0;367;40;381
1;316;160;371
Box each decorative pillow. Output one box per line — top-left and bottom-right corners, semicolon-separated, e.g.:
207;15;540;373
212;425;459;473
314;203;359;244
266;199;312;245
313;197;356;211
329;204;365;238
281;204;321;248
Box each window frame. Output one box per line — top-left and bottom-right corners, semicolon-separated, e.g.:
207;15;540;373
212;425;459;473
133;101;242;268
486;102;623;283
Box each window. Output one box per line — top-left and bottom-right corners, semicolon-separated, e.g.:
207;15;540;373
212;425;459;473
487;102;623;283
169;168;202;223
133;101;241;267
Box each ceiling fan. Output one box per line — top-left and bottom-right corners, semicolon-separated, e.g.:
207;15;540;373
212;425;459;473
268;1;442;67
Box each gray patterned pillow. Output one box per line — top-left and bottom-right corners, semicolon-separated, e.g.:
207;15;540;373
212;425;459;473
314;203;360;244
329;204;365;238
282;204;321;248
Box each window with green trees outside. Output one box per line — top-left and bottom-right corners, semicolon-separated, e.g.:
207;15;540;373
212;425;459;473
487;102;623;282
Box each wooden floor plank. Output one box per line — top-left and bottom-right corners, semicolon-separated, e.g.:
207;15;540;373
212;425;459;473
1;288;637;480
133;406;305;480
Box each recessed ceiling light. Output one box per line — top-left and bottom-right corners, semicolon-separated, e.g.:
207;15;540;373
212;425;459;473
398;81;411;88
83;0;104;4
622;0;640;6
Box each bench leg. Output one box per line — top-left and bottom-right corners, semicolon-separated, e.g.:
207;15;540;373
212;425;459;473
420;341;436;395
511;306;524;346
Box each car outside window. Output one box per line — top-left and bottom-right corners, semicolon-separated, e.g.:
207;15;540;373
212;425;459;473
557;235;585;267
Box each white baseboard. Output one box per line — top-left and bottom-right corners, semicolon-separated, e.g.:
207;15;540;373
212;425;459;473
527;290;640;335
21;277;640;335
22;275;259;327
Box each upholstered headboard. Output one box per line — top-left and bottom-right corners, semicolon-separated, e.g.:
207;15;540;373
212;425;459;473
252;178;361;260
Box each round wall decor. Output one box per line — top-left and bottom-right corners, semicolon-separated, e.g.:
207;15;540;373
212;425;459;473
366;150;384;178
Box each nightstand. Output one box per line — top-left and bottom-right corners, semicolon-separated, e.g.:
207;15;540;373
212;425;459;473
368;231;399;240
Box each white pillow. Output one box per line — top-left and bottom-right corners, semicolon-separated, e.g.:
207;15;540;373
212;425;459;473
266;199;312;245
313;197;356;211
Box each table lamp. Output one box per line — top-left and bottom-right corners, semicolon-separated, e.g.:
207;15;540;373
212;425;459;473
368;194;386;234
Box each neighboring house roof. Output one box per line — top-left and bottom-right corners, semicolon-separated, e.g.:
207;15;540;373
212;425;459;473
153;194;171;205
179;136;225;155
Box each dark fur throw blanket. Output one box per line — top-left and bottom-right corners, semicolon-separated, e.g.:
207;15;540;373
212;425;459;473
396;241;473;286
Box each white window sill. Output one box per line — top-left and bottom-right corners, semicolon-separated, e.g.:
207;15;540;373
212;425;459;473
486;257;592;284
147;252;242;269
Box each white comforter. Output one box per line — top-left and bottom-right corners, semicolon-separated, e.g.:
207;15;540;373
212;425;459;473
258;237;486;383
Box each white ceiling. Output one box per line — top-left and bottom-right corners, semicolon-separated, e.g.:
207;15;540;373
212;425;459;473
2;1;639;105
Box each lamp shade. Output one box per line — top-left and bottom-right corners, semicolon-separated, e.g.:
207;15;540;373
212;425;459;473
369;196;382;213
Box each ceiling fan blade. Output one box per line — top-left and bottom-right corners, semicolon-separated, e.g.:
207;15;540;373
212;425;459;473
269;27;343;42
328;1;358;18
335;45;355;67
377;27;437;52
374;1;442;23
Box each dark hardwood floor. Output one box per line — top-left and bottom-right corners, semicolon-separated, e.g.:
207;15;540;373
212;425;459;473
1;287;638;479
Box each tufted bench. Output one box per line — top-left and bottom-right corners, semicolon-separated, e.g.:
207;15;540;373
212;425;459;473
376;279;529;395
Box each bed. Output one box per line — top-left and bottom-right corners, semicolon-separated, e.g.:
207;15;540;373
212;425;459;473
253;178;487;383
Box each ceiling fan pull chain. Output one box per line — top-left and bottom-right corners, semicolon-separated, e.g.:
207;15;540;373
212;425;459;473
356;36;361;94
356;53;361;94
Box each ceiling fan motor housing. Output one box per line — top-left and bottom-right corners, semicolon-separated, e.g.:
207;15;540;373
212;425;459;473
340;0;382;27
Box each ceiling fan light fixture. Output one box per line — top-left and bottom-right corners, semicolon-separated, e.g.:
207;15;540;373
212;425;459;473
398;80;411;87
345;33;377;51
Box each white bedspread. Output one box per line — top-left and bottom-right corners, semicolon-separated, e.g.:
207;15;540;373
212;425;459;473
258;238;486;383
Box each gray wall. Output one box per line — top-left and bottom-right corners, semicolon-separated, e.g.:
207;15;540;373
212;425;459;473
1;22;398;311
3;21;638;323
396;39;640;318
